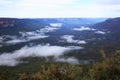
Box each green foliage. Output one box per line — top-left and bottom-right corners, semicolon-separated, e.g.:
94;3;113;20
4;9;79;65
18;63;82;80
0;70;9;80
89;50;120;80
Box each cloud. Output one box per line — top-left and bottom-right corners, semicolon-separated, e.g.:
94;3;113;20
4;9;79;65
61;35;86;44
6;39;27;44
0;45;2;47
3;25;62;44
0;35;17;40
16;0;76;7
0;36;3;43
94;0;120;5
66;46;83;49
0;44;82;66
0;0;13;5
95;31;106;34
55;57;79;64
40;26;59;33
19;31;49;40
0;35;20;44
50;23;62;27
0;0;120;18
73;26;106;35
38;24;62;33
73;26;96;31
5;31;48;44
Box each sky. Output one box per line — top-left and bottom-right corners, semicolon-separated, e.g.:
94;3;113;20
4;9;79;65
0;0;120;18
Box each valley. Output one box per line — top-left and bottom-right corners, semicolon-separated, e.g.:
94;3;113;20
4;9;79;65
0;18;120;80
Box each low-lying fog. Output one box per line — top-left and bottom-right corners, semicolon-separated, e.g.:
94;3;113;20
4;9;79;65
0;23;108;66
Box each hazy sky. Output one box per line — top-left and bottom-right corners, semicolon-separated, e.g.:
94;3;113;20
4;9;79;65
0;0;120;18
